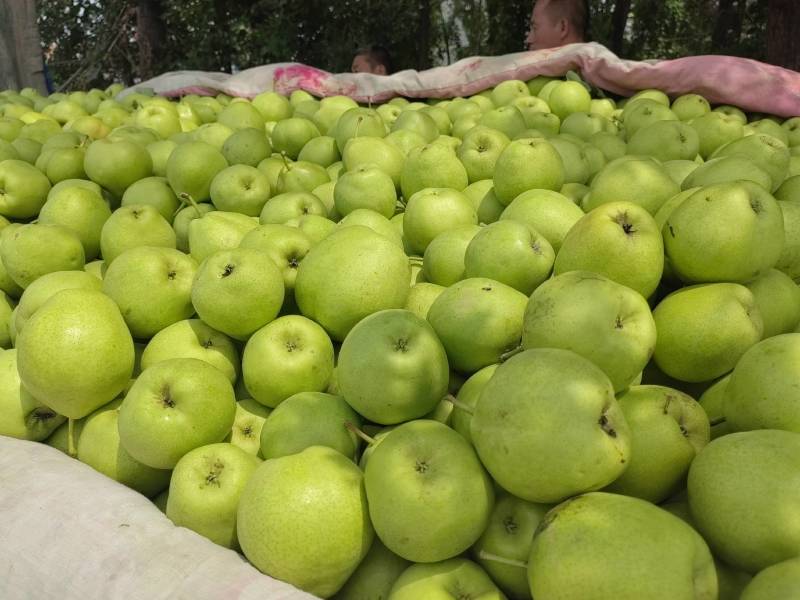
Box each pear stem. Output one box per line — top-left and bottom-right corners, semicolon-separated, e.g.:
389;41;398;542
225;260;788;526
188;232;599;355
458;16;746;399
177;192;202;218
709;416;727;427
279;151;291;170
408;256;424;267
345;421;376;445
478;550;528;569
445;394;474;414
500;344;524;362
67;418;76;458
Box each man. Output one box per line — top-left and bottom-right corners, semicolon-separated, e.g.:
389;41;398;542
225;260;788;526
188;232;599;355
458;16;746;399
351;45;393;75
526;0;589;51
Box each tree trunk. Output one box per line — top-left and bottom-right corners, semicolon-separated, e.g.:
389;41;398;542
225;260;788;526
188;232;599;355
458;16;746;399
136;0;166;80
0;0;47;93
712;0;744;55
767;0;800;71
417;0;432;70
610;0;632;56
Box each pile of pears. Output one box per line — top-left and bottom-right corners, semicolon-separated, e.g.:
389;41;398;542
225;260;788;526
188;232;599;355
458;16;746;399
1;75;800;600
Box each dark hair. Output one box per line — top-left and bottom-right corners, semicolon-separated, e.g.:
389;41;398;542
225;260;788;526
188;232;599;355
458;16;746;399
545;0;590;40
355;45;393;74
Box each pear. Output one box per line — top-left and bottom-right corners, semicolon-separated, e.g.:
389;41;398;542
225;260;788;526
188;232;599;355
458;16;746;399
499;188;584;252
237;446;373;597
364;420;494;562
584;156;679;215
698;374;733;440
740;557;800;600
165;140;228;202
492;138;564;205
711;133;789;192
688;430;800;572
522;271;657;393
387;559;505;600
746;269;800;338
403;188;477;255
14;270;101;336
681;156;772;191
529;492;717;600
17;288;134;419
472;348;631;503
451;364;498;445
334;539;410;600
724;333;800;433
100;204;176;265
0;223;85;289
422;225;481;287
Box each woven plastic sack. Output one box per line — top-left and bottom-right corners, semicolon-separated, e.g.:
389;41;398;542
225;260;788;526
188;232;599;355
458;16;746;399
120;42;800;117
0;436;317;600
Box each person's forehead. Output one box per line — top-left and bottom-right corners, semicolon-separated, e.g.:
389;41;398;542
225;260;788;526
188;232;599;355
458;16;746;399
533;0;553;20
352;54;370;67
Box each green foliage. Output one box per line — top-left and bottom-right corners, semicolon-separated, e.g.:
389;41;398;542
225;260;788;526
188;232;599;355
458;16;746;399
37;0;769;91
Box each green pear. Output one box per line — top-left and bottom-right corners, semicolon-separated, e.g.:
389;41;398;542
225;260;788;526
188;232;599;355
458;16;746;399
493;138;564;205
14;270;101;336
271;117;321;159
242;314;334;408
428;278;527;373
664;182;784;283
341;136;404;188
192;122;233;150
711;133;789;192
121;176;180;222
336;108;387;152
166;141;228;202
560;112;612;141
654;283;763;382
365;419;494;562
471;348;631;503
209;165;271;216
1;223;85;289
11;137;43;165
749;119;789;145
548;81;591;121
221;127;270;166
252;91;292;122
740;557;800;600
688;430;800;572
101;246;196;339
584;156;680;215
529;492;717;600
681;156;772;191
259;191;327;224
17;288;134;419
627;120;700;162
298;135;341;167
724;334;800;433
294;226;410;341
146;140;176;177
287;213;336;244
491;80;530;106
622;98;678;139
259;391;361;460
227;399;271;456
391;110;438;143
334;538;410;600
400;143;468;200
776;174;800;202
191;247;284;339
173;202;214;252
337;309;449;424
404;282;445;320
334;165;397;218
522;271;656;392
0;292;12;348
0;349;65;440
217;101;264;131
83;138;152;198
384;129;427;156
499;188;584;252
387;559;505;600
237;446;373;597
746;269;800;337
555;201;664;298
100;204;176;265
589;131;627;162
274;160;329;195
403;188;477;254
77;398;171;497
422;225;481;286
118;357;236;469
478;106;527;139
473;492;550;600
457;126;510;183
188;210;257;263
141;318;239;384
166;442;259;548
464;220;554;295
689;111;744;159
604;385;710;502
672;93;710;121
463;180;505;224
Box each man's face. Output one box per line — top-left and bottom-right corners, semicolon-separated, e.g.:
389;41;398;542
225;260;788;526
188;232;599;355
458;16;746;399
351;54;386;75
526;1;564;51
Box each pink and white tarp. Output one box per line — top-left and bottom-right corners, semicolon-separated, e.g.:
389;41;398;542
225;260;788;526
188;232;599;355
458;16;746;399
120;42;800;117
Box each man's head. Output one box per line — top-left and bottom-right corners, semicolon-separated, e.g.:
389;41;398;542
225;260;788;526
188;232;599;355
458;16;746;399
526;0;589;51
351;45;393;75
